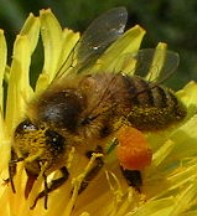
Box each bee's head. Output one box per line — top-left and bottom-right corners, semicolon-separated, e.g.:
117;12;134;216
13;119;67;175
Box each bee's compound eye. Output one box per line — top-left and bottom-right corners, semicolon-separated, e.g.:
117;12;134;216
15;119;37;134
45;130;65;153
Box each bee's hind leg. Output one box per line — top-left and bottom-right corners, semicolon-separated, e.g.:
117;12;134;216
30;166;69;210
78;145;104;194
120;166;142;192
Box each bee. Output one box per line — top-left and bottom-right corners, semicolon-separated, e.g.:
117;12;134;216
8;7;187;209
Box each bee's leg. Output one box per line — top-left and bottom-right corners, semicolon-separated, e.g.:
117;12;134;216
43;173;49;209
25;171;38;199
6;149;24;193
120;166;142;192
78;145;104;194
30;166;69;210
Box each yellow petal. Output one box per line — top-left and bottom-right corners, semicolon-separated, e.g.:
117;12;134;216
0;29;6;128
177;81;197;117
5;35;32;134
20;13;40;54
146;42;167;81
36;9;80;94
57;28;80;77
35;9;64;93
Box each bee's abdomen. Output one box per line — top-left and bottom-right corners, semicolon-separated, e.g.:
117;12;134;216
122;75;187;131
124;76;169;108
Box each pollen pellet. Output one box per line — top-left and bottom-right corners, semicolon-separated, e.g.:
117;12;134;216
116;126;152;170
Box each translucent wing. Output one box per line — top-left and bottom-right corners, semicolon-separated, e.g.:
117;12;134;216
56;7;128;78
76;7;128;66
131;48;180;84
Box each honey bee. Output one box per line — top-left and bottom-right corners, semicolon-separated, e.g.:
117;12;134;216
8;7;187;209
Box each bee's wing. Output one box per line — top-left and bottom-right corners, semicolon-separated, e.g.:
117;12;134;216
131;48;180;84
76;7;128;66
56;7;128;78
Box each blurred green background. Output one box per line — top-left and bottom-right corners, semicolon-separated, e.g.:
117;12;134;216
0;0;196;89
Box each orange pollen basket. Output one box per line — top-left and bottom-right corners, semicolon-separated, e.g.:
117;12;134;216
116;126;152;170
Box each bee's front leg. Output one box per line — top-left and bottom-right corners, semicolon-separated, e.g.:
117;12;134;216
7;149;24;193
30;166;69;210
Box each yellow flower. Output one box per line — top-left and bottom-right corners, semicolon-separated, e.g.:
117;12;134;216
0;8;197;216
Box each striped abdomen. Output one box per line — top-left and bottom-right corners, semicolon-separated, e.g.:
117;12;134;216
122;75;187;131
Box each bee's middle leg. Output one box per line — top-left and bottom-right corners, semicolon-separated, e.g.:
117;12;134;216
78;145;104;194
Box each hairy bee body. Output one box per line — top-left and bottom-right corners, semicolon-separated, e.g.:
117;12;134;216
14;73;186;175
32;72;186;135
9;7;187;209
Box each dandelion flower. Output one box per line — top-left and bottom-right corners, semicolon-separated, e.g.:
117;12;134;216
0;8;196;216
